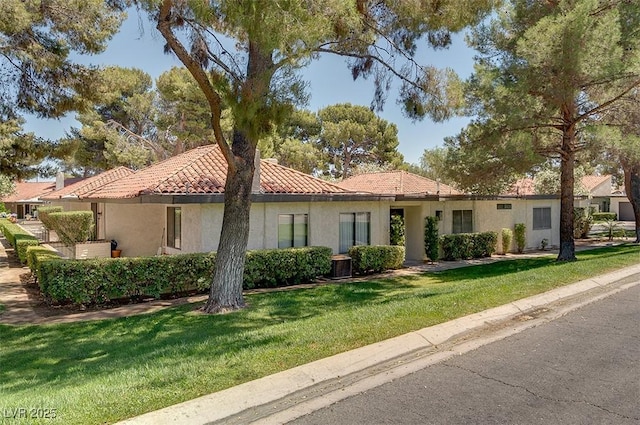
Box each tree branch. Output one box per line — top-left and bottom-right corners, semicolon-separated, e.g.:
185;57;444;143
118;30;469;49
156;0;235;171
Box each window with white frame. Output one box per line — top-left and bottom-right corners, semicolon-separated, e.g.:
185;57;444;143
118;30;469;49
167;207;181;249
452;210;473;234
532;207;551;230
278;214;308;248
339;212;370;253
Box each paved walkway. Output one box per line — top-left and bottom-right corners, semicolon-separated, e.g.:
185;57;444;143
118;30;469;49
0;233;631;326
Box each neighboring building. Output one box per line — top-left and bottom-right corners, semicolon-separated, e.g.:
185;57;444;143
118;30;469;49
339;172;561;260
1;175;83;219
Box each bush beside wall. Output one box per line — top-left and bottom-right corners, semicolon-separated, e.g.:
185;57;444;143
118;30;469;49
514;223;526;253
439;232;498;261
48;211;94;246
424;216;439;261
244;247;332;288
500;228;513;255
592;212;617;222
36;246;333;305
38;206;64;231
348;245;405;275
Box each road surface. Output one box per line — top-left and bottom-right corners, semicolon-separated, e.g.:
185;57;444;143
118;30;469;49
289;280;640;425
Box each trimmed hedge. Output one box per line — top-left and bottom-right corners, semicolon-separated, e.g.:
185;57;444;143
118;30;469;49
424;216;439;261
0;219;39;263
35;246;333;305
26;245;60;274
16;238;40;264
348;245;405;275
38;206;63;230
592;212;617;222
514;223;526;253
244;247;332;288
48;211;94;246
439;232;498;261
500;228;513;255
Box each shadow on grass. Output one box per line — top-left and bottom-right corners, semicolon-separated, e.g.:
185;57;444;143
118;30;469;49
427;257;557;283
249;278;418;322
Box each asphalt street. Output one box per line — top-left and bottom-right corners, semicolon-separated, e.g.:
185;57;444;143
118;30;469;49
289;279;640;425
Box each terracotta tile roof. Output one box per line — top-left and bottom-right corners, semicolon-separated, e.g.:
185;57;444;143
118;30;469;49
337;171;461;195
505;178;536;196
259;161;346;194
83;145;348;199
41;167;135;200
507;175;613;196
1;178;83;203
1;182;55;203
581;175;610;191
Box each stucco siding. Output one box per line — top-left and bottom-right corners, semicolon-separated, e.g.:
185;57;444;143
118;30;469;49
104;203;165;257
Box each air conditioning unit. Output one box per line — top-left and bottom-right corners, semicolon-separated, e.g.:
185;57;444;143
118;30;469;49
330;255;352;279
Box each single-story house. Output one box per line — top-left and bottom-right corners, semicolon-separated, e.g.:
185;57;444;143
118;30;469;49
338;171;561;260
43;145;394;257
42;145;563;260
1;176;83;219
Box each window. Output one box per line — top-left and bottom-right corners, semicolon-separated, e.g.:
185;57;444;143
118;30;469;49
167;207;181;249
452;210;473;234
278;214;308;248
339;212;370;253
497;203;512;210
533;207;551;230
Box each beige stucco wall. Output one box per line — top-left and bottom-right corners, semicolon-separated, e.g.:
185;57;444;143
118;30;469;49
191;200;390;255
392;198;561;258
103;203;165;257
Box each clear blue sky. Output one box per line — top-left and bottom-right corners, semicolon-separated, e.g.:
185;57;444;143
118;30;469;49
25;10;476;165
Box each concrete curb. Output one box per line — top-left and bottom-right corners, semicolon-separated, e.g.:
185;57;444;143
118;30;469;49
118;263;640;425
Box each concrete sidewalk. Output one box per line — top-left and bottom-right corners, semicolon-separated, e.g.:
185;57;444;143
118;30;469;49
118;263;640;425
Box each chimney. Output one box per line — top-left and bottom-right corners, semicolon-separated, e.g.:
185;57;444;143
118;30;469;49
55;172;65;190
251;149;261;194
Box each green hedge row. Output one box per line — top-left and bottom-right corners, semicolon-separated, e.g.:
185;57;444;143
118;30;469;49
439;232;498;261
0;219;40;263
348;245;405;275
33;246;333;305
244;247;332;288
592;212;617;221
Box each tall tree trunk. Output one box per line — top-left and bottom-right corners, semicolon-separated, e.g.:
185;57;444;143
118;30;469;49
557;124;577;261
623;164;640;243
203;130;256;313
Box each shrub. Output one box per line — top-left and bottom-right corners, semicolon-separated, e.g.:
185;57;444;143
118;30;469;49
243;246;332;288
348;245;405;275
439;232;497;261
573;208;592;239
26;245;60;274
0;220;38;261
390;213;405;246
38;206;64;230
514;223;526;253
500;228;513;255
16;238;40;264
47;211;94;246
424;216;439;261
592;212;617;222
38;253;217;304
36;247;333;305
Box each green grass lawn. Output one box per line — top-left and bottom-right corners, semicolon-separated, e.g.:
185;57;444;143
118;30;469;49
1;245;638;424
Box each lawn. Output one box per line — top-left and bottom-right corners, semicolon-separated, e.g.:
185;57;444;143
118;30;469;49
0;245;638;424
